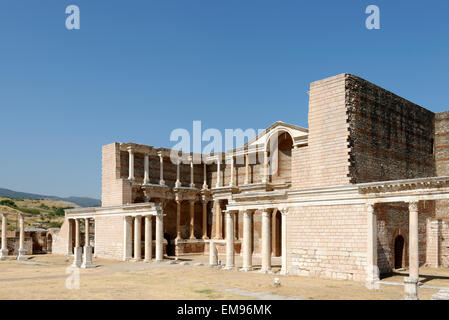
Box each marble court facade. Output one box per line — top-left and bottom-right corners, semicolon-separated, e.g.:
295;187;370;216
52;74;449;299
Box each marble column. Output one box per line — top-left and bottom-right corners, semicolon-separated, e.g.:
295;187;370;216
0;214;8;260
17;214;26;260
241;210;253;271
134;216;142;261
189;200;196;240
224;211;235;270
143;153;150;184
202;162;208;189
202;199;209;240
155;212;164;262
189;156;195;188
123;216;133;261
215;158;221;188
214;200;222;239
229;156;234;187
144;216;152;262
158;151;165;185
175;158;181;188
366;204;379;288
81;218;94;268
261;209;272;273
405;201;419;300
127;146;135;181
72;218;82;267
262;151;268;183
176;199;182;240
280;208;288;275
244;153;249;184
67;218;73;256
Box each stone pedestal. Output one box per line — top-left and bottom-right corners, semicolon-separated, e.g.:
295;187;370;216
209;241;218;266
403;277;419;300
81;246;95;268
0;248;8;260
72;247;83;268
17;249;27;261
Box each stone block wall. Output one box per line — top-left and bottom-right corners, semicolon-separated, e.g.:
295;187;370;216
287;204;367;281
94;215;124;260
347;74;435;183
292;74;351;189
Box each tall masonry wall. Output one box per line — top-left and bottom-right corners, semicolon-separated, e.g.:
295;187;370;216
346;74;435;183
292;74;351;189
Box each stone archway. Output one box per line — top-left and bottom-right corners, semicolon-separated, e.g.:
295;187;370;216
266;130;294;184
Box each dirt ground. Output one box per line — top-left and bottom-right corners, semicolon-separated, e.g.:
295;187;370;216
0;254;447;300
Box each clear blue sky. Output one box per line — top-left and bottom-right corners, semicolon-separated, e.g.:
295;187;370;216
0;0;448;199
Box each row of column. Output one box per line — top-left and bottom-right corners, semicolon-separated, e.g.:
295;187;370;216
215;153;270;188
366;201;420;299
127;146;274;190
223;208;288;274
0;213;26;260
175;199;209;241
127;213;164;262
71;218;95;268
128;146;210;189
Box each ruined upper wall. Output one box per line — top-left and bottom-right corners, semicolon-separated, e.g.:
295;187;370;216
346;74;435;183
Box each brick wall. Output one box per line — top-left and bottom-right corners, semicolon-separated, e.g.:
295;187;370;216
347;74;435;183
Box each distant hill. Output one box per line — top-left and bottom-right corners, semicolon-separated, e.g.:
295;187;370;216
0;188;101;208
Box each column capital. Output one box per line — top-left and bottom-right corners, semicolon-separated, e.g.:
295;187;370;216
366;203;376;214
261;208;272;217
242;209;254;218
408;200;419;212
127;145;135;153
189;199;196;205
157;150;163;158
278;207;289;215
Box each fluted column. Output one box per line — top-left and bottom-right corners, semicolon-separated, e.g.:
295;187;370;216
176;199;182;240
244;153;249;184
155;212;164;262
144;216;152;262
241;210;253;271
280;208;288;275
189;200;196;240
202;199;209;239
127;146;135;181
261;209;272;273
0;214;8;260
143;153;150;184
158;151;165;185
134;216;142;261
366;204;379;288
224;211;235;269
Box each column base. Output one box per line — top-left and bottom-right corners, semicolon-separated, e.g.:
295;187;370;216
404;277;419;300
280;269;288;276
189;236;197;240
259;268;272;274
17;249;27;261
0;248;8;260
365;279;380;290
239;267;253;272
202;236;209;240
223;265;235;271
154;258;164;263
72;247;83;268
81;246;96;268
144;258;152;263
